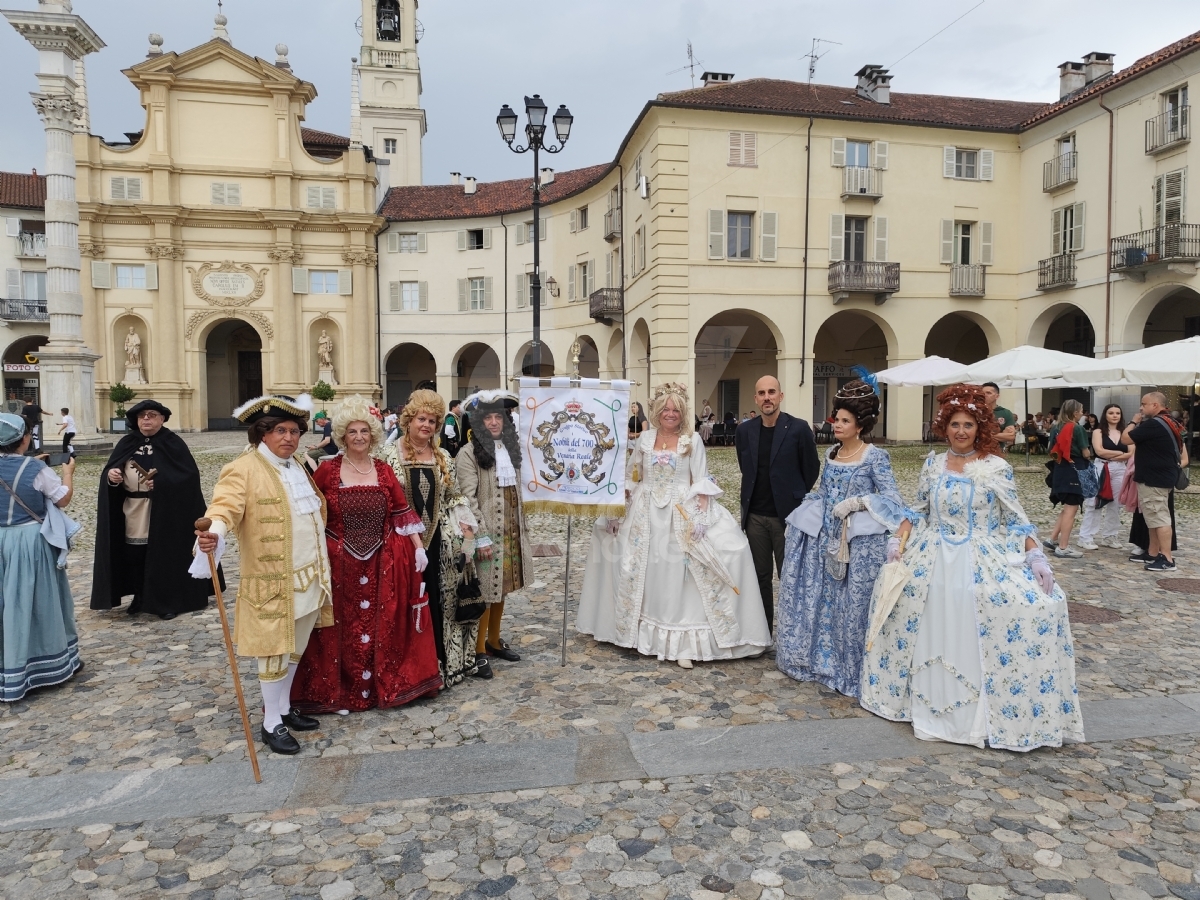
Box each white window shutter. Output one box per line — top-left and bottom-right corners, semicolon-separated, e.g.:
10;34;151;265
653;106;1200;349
516;273;526;308
418;281;429;311
831;137;846;167
828;214;844;263
388;232;400;253
483;228;492;250
306;186;319;208
127;178;142;200
979;222;994;266
226;183;240;206
979;149;994;181
1071;202;1085;251
322;187;336;209
4;218;19;237
728;131;742;166
943;147;957;179
211;182;225;205
458;278;468;311
872;141;889;170
539;217;547;241
457;230;467;251
144;262;159;290
417;232;427;253
569;210;577;233
940;219;955;264
91;261;112;289
1051;208;1064;256
337;269;353;295
111;177;126;201
873;217;888;262
6;268;21;299
568;265;576;300
605;251;612;287
760;211;778;262
388;282;400;311
484;276;494;309
708;209;724;260
1163;170;1185;224
743;132;757;167
291;267;309;294
515;224;525;245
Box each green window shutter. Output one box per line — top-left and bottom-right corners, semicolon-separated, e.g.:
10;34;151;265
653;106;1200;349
943;147;957;179
1070;203;1085;252
387;232;400;253
483;228;492;250
484;276;494;309
871;141;889;170
760;211;778;262
457;230;467;251
539;217;547;241
979;149;994;181
568;265;576;301
458;278;468;311
388;282;400;311
516;273;526;308
828;214;844;263
418;281;429;310
337;269;353;295
708;209;724;259
144;262;159;290
979;222;994;266
873;217;888;263
1051;208;1064;256
515;223;525;245
91;261;112;289
291;267;309;294
417;232;427;252
831;137;846;167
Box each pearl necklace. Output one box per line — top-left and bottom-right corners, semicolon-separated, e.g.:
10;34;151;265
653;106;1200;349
836;440;866;461
343;454;374;475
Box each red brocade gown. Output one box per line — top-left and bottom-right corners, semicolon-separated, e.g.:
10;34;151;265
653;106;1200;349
293;458;442;712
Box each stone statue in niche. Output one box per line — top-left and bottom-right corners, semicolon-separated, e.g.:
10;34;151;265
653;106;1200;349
317;329;338;386
124;326;147;384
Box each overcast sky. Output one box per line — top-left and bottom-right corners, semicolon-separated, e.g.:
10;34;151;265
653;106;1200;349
1;1;1196;185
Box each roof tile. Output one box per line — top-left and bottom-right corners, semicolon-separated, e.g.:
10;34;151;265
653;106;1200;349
0;171;46;210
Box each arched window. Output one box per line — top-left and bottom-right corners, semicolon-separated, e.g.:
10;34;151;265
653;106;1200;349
377;0;400;42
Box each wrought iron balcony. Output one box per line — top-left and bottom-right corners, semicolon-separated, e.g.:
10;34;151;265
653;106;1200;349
949;264;985;296
1146;107;1189;153
1110;224;1200;271
828;260;900;304
16;231;46;258
841;166;883;200
588;287;623;323
1038;253;1077;290
1042;152;1077;191
0;299;49;321
603;207;621;242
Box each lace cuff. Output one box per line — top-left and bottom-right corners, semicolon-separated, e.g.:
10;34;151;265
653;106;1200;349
394;521;426;537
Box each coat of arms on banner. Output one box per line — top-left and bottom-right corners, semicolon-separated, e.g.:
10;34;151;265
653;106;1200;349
518;379;631;516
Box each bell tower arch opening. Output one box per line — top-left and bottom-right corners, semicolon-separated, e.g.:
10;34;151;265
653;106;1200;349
358;0;426;185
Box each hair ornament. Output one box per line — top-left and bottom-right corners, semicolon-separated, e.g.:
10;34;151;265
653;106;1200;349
848;365;880;396
650;382;689;403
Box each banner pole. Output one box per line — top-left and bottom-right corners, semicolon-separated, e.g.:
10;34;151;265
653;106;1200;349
561;514;572;666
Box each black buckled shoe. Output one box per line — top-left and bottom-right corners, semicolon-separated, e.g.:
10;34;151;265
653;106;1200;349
486;640;521;662
471;654;494;679
281;708;320;731
261;724;301;755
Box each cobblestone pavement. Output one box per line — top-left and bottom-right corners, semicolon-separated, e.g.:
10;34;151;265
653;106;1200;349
1;440;1198;898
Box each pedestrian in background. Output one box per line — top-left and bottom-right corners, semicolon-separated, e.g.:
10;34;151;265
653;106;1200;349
1078;403;1130;551
627;400;648;442
1123;392;1184;572
1044;399;1089;558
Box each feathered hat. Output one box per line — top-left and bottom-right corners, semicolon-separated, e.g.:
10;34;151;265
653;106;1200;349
232;393;314;426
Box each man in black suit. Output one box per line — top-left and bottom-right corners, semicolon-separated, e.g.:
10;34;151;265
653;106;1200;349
735;375;820;633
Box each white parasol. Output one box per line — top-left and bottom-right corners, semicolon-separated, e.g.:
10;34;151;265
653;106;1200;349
675;504;740;595
874;356;968;387
1060;335;1200;386
960;345;1092;383
864;533;909;652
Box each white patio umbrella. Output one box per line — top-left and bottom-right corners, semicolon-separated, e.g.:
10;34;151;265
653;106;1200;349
874;355;968;387
960;345;1092;383
1060;336;1200;386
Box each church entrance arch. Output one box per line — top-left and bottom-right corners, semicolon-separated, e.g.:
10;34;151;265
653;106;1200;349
205;319;264;430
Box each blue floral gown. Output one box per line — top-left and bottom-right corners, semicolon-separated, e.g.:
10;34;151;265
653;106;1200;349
776;445;910;697
859;452;1085;752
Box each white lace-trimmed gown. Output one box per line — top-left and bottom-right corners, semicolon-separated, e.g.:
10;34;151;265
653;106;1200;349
577;431;771;661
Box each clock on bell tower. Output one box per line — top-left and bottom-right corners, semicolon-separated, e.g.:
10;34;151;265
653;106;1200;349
357;0;425;185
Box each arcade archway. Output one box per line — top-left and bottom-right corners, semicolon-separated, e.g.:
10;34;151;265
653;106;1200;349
694;310;780;422
384;342;437;409
205;319;264;430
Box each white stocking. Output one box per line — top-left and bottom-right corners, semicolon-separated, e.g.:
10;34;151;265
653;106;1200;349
261;678;286;732
280;663;299;715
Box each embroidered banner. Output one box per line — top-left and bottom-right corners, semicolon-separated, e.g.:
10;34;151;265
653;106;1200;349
518;377;631;517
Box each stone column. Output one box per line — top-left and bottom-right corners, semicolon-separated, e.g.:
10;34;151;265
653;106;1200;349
4;2;105;441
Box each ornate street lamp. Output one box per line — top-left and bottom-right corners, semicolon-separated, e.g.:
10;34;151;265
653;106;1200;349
496;95;572;375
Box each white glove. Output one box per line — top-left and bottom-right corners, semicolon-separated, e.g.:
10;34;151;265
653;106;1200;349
1026;548;1055;595
886;536;902;563
831;496;867;519
605;517;622;536
414;547;428;573
690;522;708;542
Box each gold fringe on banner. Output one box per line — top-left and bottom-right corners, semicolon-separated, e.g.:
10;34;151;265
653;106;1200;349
523;500;627;518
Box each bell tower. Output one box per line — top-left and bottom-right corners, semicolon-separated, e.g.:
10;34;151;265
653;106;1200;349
358;0;425;185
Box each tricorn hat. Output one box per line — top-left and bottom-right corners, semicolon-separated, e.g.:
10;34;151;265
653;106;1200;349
462;389;518;415
232;393;314;426
125;398;172;429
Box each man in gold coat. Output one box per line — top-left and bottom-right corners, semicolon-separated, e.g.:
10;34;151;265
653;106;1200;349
195;394;332;755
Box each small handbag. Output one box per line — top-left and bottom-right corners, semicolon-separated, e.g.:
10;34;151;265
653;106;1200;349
454;552;486;622
1077;460;1100;499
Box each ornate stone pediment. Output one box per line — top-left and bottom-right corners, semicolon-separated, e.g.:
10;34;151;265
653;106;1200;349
186;260;268;308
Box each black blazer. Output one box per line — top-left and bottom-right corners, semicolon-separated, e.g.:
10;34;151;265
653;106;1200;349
735;412;820;528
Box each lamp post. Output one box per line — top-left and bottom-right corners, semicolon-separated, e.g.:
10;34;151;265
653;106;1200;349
497;95;572;375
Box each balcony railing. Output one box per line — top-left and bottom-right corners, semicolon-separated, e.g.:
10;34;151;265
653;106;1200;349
16;232;46;258
1146;106;1190;153
828;260;900;303
841;166;883;199
588;287;623;322
603;208;621;242
1038;253;1077;290
949;264;985;296
0;299;49;321
1042;152;1077;191
1110;224;1200;270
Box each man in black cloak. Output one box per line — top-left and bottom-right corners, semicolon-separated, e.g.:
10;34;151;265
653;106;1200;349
91;399;221;619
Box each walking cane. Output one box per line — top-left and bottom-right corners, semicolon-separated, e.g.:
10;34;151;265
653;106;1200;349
195;517;262;784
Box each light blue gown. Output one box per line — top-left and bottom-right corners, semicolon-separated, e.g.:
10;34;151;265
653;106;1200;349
775;445;910;697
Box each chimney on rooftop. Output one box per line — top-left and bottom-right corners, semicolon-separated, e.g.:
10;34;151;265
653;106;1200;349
449;172;461;185
1082;51;1115;85
463;176;477;195
1058;61;1086;99
701;71;734;87
855;65;892;104
539;167;555;185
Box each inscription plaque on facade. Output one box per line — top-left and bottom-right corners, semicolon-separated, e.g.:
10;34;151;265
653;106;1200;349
187;260;268;308
202;271;255;298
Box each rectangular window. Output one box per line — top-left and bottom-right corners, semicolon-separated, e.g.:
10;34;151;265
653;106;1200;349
577;261;592;298
728;132;758;167
469;276;486;310
955;149;978;179
115;265;146;289
634;154;642;188
1058;134;1075;155
22;271;46;305
1165;86;1189;131
1052;203;1085;254
399;233;418;253
210;182;241;205
727;212;752;259
636;226;646;273
1154;170;1186;227
844;217;868;262
954;222;973;264
383;138;397;154
309;270;340;294
845;141;870;168
400;281;420;311
467;229;485;250
110;176;143;201
306;186;337;209
577;206;589;230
